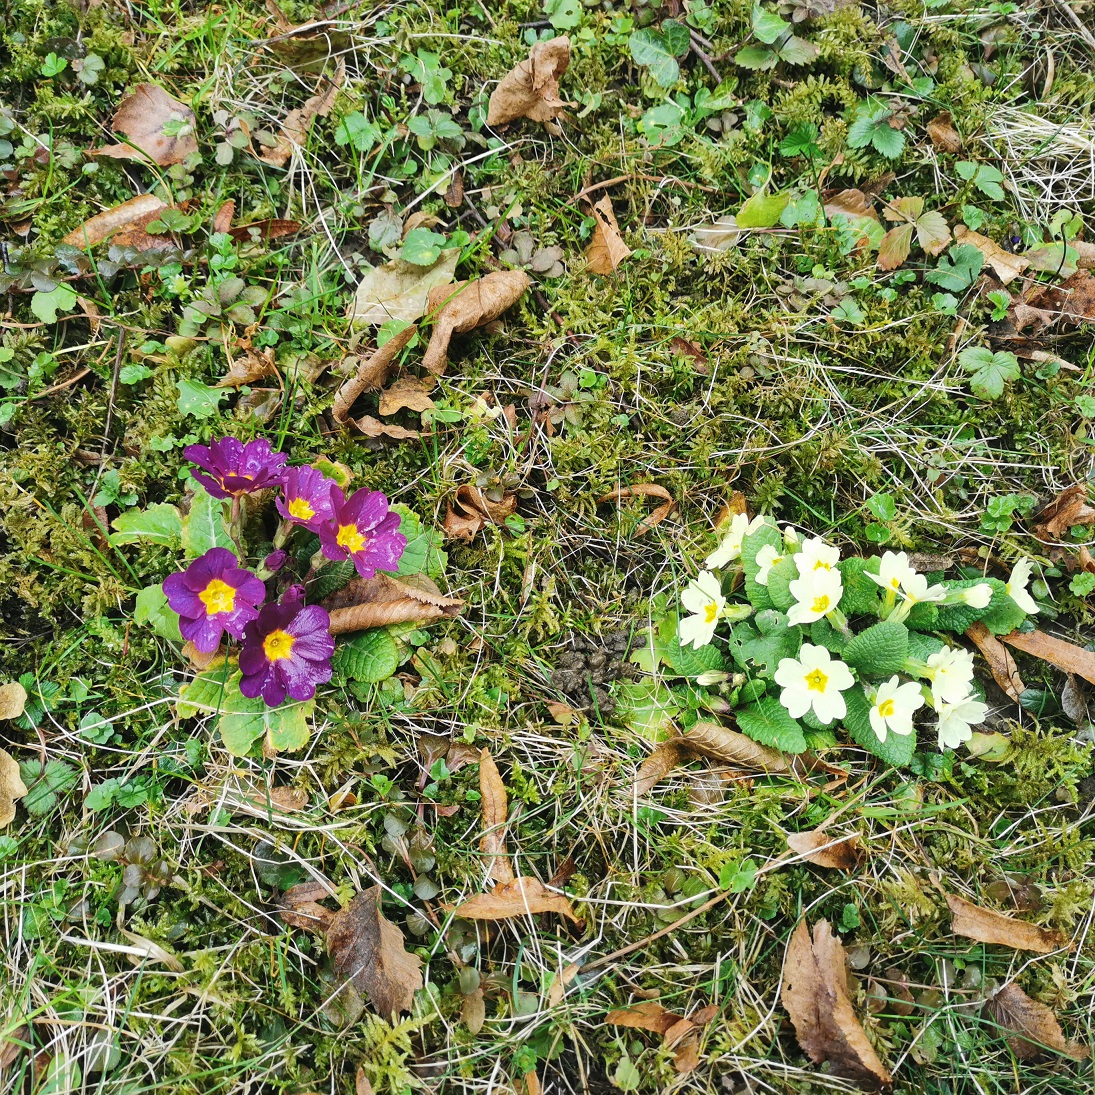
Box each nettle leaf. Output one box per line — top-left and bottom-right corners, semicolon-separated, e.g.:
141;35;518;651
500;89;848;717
736;191;790;229
110;503;183;547
735;695;807;753
959;346;1020;400
181;486;234;558
334;628;402;685
843;687;916;767
925;243;983;292
752;5;791;43
629;29;681;87
841;620;909;678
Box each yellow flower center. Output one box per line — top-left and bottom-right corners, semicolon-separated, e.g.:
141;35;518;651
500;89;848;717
263;629;295;662
198;578;237;616
288;497;315;521
804;668;828;692
877;698;895;719
336;524;367;554
704;601;719;623
889;577;901;590
812;560;831;572
810;595;831;614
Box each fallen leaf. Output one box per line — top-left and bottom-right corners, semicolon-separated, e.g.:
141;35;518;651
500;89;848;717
217;347;277;388
985;982;1089;1060
965;621;1025;701
348;250;461;328
279;880;337;932
1027;269;1095;324
823;189;879;223
479;748;514;886
781;919;893;1091
453;876;580;923
946;894;1069;954
634;741;690;796
952;225;1029;284
690;215;744;255
546;961;581;1007
926;111;963;152
333;326;419;423
786;829;864;870
0;751;28;827
684;721;793;772
248;785;307;812
212;200;235;235
323;573;461;635
606;1002;717;1076
597;483;676;537
228;219;301;242
92;83;198;166
62;194;168;248
355;1066;374;1095
327;887;423;1018
444;171;464;208
421;270;531;375
585;195;632;276
0;682;28;721
1001;628;1095;687
487;36;572;126
606;1001;681;1036
1031;485;1095;541
259;62;345;167
876;224;914;271
353;416;421;441
462;987;486;1034
669;336;710;373
378;376;435;416
443;483;518;541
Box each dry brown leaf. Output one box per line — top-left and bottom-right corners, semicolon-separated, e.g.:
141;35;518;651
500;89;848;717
462;986;486;1034
606;1002;715;1075
0;682;28;721
93;84;198;166
546;961;581;1008
228;219;301;242
248;785;307;812
685;721;793;773
355;1066;374;1095
444;171;464;208
606;1001;682;1035
953;225;1029;285
327;886;423;1018
348;251;461;328
670;336;711;374
488;36;571;126
946;894;1068;953
781;919;893;1091
453;876;580;923
212;200;235;235
823;189;880;223
787;829;864;870
965;621;1025;702
986;982;1089;1060
62;194;168;248
379;376;435;416
1031;485;1095;541
217;347;277;389
1027;269;1095;324
0;751;28;828
353;415;420;441
421;270;531;375
926;111;963;153
443;484;518;542
597;483;676;537
585;195;632;276
323;573;461;635
633;741;689;796
1001;628;1095;687
479;748;514;886
259;62;344;167
333;325;418;423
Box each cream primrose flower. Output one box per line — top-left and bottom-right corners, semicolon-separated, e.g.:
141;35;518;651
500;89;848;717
794;536;841;578
787;566;843;626
868;676;925;742
754;543;785;586
775;643;855;724
897;571;948;605
935;696;988;750
678;570;727;650
868;550;918;596
924;646;976;704
706;512;765;569
782;525;800;548
1006;558;1039;615
959;583;994;608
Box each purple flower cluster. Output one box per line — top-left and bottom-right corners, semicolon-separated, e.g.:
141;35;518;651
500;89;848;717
163;435;408;710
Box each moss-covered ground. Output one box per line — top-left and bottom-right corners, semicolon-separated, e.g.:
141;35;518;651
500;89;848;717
2;0;1095;1090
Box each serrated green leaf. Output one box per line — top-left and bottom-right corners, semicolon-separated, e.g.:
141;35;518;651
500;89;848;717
842;620;909;677
979;589;1028;635
736;191;790;229
664;632;726;677
334;628;402;684
959;347;1020;400
765;554;799;611
110;503;183;547
308;559;356;600
181;485;234;559
906;631;946;663
735;695;807;752
176;661;235;719
734;44;778;70
843;686;916;767
837;557;882;616
134;584;183;642
871;124;905;159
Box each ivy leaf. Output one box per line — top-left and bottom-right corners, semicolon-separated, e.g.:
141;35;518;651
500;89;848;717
629;29;681;87
30;284;78;324
959;346;1020;400
752;5;791;43
925;243;984;292
735;695;808;753
733;44;778;70
777;35;819;65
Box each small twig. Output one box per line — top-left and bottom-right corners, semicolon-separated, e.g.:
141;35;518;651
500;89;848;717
29;367;92;400
690;33;722;83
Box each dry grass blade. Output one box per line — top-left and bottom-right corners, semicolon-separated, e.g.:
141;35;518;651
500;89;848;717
323;573;461;634
61;194;167;248
1000;629;1095;686
985;982;1090;1060
487;36;571;126
585;195;632;275
333;325;418;423
453;876;580;922
946;894;1069;953
597;483;676;537
92;83;198;165
786;829;863;870
965;621;1025;701
478;748;514;885
259;61;344;167
1031;484;1095;541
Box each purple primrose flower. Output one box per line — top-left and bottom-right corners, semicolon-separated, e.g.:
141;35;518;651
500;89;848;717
184;437;288;499
276;465;337;531
317;487;406;580
239;598;335;708
162;548;266;652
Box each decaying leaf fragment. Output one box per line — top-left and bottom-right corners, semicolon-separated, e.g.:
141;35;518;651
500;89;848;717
62;194;168;248
453;876;580;923
217;347;277;388
781;919;893;1091
926;111;962;152
228;219;301;242
348;251;460;327
0;751;28;827
786;829;864;870
379;376;435;416
322;573;462;635
443;484;518;541
327;886;424;1018
487;36;572;126
93;83;198;166
1031;484;1095;542
421;271;531;375
965;621;1025;702
985;982;1090;1060
585;196;632;275
1000;628;1095;687
333;325;419;423
953;225;1028;285
478;748;514;885
259;62;345;168
597;483;676;537
946;894;1069;954
0;682;28;721
606;1001;719;1074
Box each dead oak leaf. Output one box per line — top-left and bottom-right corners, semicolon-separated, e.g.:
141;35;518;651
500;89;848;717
453;876;580;923
478;748;514;886
786;829;864;870
378;376;435;416
322;573;461;635
585;195;632;276
1031;484;1095;542
259;62;345;168
0;750;28;827
781;919;893;1091
93;83;198;166
62;194;168;248
985;982;1090;1060
487;36;572;126
327;886;423;1018
946;894;1069;954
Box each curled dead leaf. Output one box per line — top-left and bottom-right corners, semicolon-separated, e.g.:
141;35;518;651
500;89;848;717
228;219;301;243
606;1001;680;1035
453;876;580;923
597;483;676;537
0;750;28;827
353;415;420;441
684;721;793;772
217;347;277;389
781;919;893;1091
62;194;168;248
926;111;963;153
212;200;235;235
633;741;690;796
487;36;572;126
965;620;1025;702
946;894;1069;954
379;376;435;416
327;886;423;1018
348;250;460;328
606;1002;718;1076
443;484;518;542
985;982;1089;1060
259;62;344;168
1001;628;1095;687
585;195;632;276
322;573;461;635
953;225;1029;285
1031;485;1095;542
421;270;531;375
786;829;864;870
333;325;419;423
0;682;28;721
478;749;514;886
92;84;198;166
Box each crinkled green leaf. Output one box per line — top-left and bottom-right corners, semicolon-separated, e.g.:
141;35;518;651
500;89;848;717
181;485;234;559
837;557;881;616
842;620;909;678
134;583;183;642
110;503;183;547
735;695;807;753
843;686;916;766
334;628;402;684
